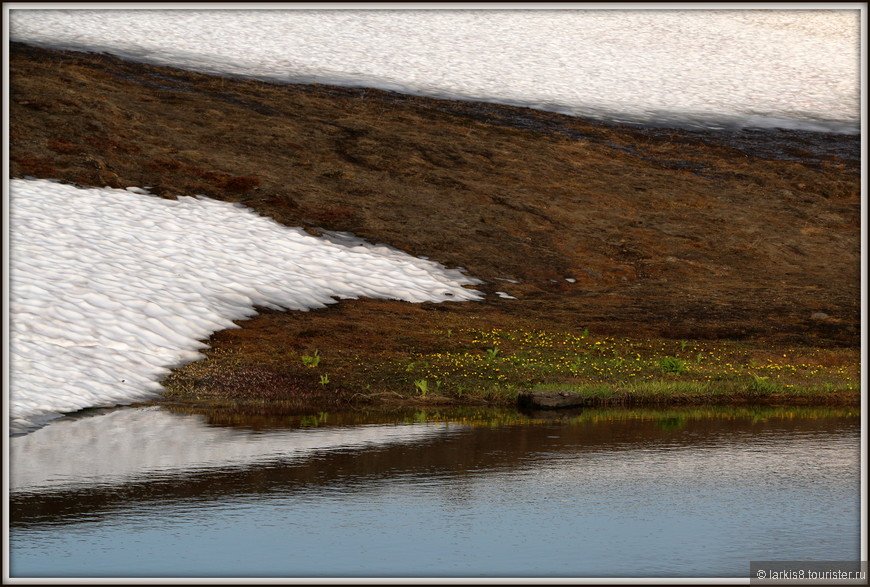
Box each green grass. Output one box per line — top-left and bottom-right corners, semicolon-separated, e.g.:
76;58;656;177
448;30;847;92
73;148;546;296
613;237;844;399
369;328;860;405
659;356;687;375
163;327;860;409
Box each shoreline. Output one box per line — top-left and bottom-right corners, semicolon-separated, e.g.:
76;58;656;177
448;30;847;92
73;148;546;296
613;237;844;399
156;323;860;416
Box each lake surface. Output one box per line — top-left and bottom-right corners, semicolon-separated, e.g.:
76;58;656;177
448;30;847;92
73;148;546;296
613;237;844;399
8;405;861;580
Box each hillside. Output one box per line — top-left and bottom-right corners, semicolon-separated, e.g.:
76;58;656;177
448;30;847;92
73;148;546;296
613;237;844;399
9;42;861;408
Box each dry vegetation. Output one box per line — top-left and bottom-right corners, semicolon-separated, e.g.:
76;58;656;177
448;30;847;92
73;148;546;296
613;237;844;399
9;42;861;410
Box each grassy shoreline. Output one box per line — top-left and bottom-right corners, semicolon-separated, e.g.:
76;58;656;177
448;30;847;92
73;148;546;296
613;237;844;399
159;323;860;411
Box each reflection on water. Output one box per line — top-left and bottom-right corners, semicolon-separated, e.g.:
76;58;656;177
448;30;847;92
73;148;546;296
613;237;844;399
9;405;861;579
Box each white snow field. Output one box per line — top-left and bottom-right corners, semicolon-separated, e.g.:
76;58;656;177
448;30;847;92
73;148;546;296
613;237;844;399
8;8;860;133
9;179;481;434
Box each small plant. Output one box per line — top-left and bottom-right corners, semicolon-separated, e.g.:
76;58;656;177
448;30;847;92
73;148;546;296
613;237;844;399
414;379;429;396
747;374;778;396
582;328;590;338
319;374;330;385
659;356;687;375
679;340;690;351
301;349;321;368
486;347;500;361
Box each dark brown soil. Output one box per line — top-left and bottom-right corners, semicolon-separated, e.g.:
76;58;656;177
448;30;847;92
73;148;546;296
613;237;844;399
8;42;861;403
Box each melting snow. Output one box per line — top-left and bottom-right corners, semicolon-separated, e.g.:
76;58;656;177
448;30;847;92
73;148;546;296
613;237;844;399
8;9;860;133
9;179;481;434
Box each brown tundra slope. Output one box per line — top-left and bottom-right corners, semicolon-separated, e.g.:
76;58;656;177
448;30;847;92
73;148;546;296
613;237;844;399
8;43;861;397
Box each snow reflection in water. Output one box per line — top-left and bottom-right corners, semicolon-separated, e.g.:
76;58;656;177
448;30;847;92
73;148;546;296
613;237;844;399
9;407;861;579
9;406;459;492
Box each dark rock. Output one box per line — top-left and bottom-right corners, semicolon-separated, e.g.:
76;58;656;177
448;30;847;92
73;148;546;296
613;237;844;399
517;389;588;410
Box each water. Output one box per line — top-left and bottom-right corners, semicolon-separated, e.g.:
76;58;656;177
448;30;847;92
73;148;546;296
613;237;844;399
9;406;861;579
